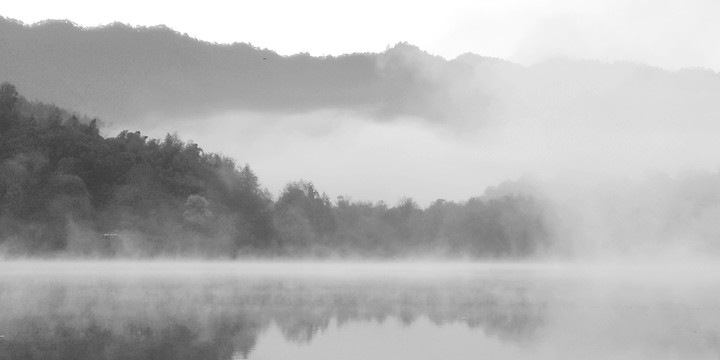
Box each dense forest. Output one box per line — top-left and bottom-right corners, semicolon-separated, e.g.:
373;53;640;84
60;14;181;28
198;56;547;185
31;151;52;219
0;82;550;257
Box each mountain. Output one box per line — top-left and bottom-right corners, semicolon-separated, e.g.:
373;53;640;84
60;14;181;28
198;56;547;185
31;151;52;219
2;17;719;129
0;17;501;125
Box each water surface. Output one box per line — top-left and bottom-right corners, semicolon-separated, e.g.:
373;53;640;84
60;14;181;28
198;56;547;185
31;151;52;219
0;261;718;360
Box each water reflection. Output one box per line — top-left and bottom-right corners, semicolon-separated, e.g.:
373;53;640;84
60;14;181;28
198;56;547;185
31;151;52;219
0;262;719;359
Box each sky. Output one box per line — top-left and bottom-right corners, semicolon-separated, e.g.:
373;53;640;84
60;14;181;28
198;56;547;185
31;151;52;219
3;0;720;71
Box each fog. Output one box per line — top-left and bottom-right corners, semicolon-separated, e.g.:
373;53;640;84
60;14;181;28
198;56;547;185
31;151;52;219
104;52;719;208
109;61;720;259
126;110;516;205
131;104;720;206
2;261;720;360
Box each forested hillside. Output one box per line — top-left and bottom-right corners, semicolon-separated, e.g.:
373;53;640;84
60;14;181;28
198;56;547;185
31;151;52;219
0;82;550;257
2;17;717;130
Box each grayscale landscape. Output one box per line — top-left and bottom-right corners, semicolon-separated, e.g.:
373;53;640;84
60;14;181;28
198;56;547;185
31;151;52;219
1;1;720;359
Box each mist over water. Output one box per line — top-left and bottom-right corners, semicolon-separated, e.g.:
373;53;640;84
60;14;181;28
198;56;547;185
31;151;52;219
2;261;720;360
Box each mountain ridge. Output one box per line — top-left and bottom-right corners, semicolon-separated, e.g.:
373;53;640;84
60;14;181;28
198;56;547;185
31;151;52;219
1;16;719;130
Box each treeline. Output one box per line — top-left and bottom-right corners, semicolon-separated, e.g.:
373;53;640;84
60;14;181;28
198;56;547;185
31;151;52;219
0;83;550;257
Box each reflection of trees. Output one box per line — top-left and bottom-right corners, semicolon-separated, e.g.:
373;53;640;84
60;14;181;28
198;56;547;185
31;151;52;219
1;321;255;360
0;277;548;359
278;316;331;343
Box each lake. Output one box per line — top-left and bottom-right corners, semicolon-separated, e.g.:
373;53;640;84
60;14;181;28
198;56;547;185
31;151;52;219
0;261;719;360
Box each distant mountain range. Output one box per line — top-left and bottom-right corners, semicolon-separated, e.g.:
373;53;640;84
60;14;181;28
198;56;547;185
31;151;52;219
1;16;719;128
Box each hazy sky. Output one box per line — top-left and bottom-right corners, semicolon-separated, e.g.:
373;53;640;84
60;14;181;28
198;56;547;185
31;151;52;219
4;0;720;70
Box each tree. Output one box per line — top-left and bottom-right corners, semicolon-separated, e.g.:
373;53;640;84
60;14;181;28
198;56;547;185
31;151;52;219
183;194;212;226
0;82;19;130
